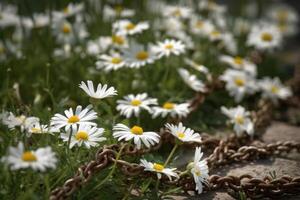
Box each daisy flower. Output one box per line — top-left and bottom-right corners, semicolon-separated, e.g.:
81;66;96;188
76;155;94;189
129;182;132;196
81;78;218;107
151;39;185;58
79;80;117;99
113;19;149;36
55;3;84;18
184;58;210;75
178;68;206;92
26;122;58;137
96;53;126;72
165;122;202;143
152;102;190;118
103;5;135;20
50;105;97;131
259;77;292;103
113;124;160;149
247;23;282;51
116;93;157;118
1;142;57;171
221;106;254;136
267;4;298;24
2;113;39;132
111;34;129;49
140;159;179;180
189;18;214;36
208;29;223;42
52;19;75;44
163;5;192;19
220;69;257;102
60;124;106;149
220;55;257;76
123;43;156;68
189;147;209;194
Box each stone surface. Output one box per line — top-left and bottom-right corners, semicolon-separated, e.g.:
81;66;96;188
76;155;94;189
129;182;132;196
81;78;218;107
172;122;300;199
262;121;300;143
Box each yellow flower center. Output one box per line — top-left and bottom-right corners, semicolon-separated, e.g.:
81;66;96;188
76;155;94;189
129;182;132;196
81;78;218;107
111;57;122;64
211;30;220;37
235;116;244;124
233;56;244;65
22;151;37;162
196;20;204;28
114;5;123;14
130;125;144;135
125;23;136;31
31;127;41;133
112;35;125;45
0;46;5;54
163;102;175;110
165;44;173;49
131;99;142;106
277;10;288;22
271;86;279;94
278;23;287;32
234;78;245;87
62;24;71;34
75;131;89;141
63;7;69;14
177;132;185;139
68;115;80;123
135;51;149;60
153;163;164;172
261;33;273;42
173;9;182;17
195;169;201;176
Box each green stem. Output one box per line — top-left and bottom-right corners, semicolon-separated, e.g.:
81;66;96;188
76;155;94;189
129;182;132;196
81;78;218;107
155;179;160;197
164;144;178;167
89;144;126;191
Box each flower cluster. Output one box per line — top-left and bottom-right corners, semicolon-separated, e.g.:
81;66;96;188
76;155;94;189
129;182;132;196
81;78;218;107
0;0;297;197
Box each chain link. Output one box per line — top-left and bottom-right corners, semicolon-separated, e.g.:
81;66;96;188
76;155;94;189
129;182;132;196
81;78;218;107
50;74;300;199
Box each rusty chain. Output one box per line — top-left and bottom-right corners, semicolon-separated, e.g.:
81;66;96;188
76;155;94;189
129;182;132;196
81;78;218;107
50;74;300;199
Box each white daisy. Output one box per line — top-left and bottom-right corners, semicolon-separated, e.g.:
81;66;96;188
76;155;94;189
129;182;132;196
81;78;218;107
60;124;106;149
96;53;126;72
220;55;257;76
178;68;206;92
113;19;149;36
53;3;84;19
2;113;39;132
220;69;257;102
26;122;58;137
123;43;156;68
259;77;292;103
140;159;179;180
184;58;210;75
1;142;57;171
163;5;192;19
103;5;135;20
221;106;254;136
52;19;75;44
50;105;97;131
165;122;202;143
152;102;190;118
247;23;282;51
189;147;209;194
151;39;185;58
267;4;299;24
113;124;160;149
189;18;214;36
116;93;157;118
111;34;129;49
208;29;223;41
79;80;117;99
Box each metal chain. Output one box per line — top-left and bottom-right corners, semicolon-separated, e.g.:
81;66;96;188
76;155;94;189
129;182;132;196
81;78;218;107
50;74;300;199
